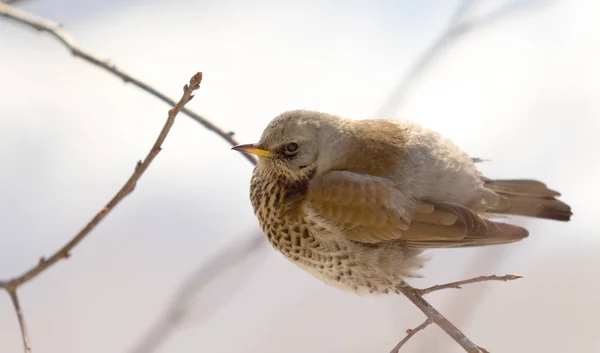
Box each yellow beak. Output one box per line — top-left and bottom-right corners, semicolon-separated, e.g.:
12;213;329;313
231;143;274;158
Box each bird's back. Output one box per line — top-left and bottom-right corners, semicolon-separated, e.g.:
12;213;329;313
340;119;486;209
361;119;571;221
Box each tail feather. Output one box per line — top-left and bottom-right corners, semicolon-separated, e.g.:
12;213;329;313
484;179;561;197
484;179;572;222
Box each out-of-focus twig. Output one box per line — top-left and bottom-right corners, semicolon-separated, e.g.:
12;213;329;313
375;0;555;117
417;274;522;295
0;72;204;353
7;289;31;353
1;0;28;5
0;2;256;166
127;234;266;353
389;318;432;353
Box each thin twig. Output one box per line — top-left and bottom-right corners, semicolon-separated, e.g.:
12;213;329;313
389;318;432;353
417;274;522;295
397;282;488;353
7;289;31;353
0;72;202;290
0;2;256;166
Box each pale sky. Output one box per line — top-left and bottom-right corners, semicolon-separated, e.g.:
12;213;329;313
1;0;599;352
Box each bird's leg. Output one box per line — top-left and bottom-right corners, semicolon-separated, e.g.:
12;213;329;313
396;282;488;353
416;274;522;295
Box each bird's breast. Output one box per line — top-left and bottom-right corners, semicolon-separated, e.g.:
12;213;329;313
249;170;313;253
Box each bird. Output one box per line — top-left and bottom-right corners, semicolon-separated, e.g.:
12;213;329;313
232;110;572;294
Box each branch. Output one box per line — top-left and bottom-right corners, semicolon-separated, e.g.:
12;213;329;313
0;2;256;166
7;289;31;353
389;318;432;353
417;274;522;296
393;273;521;352
375;0;553;117
0;72;203;352
397;282;489;353
414;249;514;353
0;72;202;290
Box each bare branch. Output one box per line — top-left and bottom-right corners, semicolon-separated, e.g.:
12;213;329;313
417;274;522;295
394;273;520;352
6;289;31;353
389;318;432;353
0;72;203;292
414;249;512;353
375;0;553;117
397;282;488;353
1;71;203;351
0;2;256;166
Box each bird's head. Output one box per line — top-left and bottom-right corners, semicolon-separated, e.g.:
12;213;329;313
232;110;347;182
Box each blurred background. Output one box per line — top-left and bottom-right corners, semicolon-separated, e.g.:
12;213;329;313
0;0;599;352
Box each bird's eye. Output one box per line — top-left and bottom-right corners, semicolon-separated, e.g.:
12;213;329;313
283;142;299;156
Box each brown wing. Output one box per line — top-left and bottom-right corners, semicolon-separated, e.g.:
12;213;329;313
306;171;528;248
403;201;529;248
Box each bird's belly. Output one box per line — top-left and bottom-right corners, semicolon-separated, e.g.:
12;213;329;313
288;251;408;295
267;225;425;295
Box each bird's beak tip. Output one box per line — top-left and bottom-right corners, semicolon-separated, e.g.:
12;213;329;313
231;143;256;152
231;143;273;158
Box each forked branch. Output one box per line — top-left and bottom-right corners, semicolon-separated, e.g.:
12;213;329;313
0;72;204;353
392;273;522;352
398;282;489;353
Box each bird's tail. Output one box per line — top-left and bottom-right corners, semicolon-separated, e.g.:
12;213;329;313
483;179;572;222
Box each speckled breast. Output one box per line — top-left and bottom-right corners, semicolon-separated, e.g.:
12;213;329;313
248;170;397;294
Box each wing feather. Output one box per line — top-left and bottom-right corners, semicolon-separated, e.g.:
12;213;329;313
306;171;528;248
